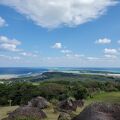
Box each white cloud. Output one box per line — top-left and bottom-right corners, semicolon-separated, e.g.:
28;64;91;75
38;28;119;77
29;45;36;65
20;52;37;57
104;48;119;59
0;54;21;60
61;49;72;54
0;17;6;27
65;53;84;58
87;55;117;61
0;36;38;59
41;53;119;67
20;52;29;56
52;42;62;49
104;48;118;54
87;57;102;61
60;47;85;58
0;54;11;59
104;54;117;59
0;36;21;52
74;54;85;57
0;0;117;28
96;38;111;44
12;56;21;60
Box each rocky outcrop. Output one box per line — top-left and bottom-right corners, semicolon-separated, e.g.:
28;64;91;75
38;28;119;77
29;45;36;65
2;106;47;120
58;99;84;112
28;96;50;109
58;99;77;112
58;112;72;120
72;102;120;120
73;100;84;108
2;96;49;120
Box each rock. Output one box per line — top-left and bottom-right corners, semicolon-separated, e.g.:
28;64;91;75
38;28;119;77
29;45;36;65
2;106;47;120
28;96;50;109
73;100;84;108
58;112;71;120
58;98;77;112
72;102;120;120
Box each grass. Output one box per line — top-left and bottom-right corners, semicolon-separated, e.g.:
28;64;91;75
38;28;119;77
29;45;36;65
0;106;18;120
87;91;120;104
43;92;120;120
43;107;59;120
0;92;120;120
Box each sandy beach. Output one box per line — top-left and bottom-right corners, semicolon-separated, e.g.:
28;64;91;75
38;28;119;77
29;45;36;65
0;75;18;80
106;73;120;78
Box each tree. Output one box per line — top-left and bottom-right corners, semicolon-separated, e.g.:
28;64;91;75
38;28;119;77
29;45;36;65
72;84;88;100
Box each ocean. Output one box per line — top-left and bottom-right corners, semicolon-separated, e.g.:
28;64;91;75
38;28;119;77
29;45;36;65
0;67;48;75
49;67;120;74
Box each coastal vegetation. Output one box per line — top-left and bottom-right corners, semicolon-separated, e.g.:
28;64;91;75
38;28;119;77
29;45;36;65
0;77;120;106
0;92;120;120
0;72;120;120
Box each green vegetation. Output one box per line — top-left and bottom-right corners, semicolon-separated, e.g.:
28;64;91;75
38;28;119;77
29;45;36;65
1;72;120;83
0;106;18;120
0;78;119;106
87;92;120;104
0;72;120;120
0;92;120;120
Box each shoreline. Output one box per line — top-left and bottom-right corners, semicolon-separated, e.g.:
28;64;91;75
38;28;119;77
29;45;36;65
0;74;18;80
0;71;120;80
106;73;120;78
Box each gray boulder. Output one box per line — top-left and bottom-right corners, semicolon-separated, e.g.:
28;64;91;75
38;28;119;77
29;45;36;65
58;112;71;120
72;102;120;120
2;106;47;120
58;98;77;112
28;96;50;109
73;100;84;108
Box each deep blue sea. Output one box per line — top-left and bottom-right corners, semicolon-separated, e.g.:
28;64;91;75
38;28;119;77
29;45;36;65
0;67;48;75
0;67;120;75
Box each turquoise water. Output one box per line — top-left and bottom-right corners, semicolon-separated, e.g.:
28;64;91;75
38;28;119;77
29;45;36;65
49;67;120;74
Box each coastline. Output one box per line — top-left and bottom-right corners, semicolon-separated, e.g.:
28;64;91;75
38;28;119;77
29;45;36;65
1;71;120;80
0;74;18;80
107;73;120;78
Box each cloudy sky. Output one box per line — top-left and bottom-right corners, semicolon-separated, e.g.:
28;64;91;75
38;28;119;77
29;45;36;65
0;0;120;67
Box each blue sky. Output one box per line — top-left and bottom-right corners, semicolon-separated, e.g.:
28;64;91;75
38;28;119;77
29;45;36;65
0;0;120;67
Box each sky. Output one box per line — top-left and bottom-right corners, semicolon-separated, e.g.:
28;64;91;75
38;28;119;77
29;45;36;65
0;0;120;67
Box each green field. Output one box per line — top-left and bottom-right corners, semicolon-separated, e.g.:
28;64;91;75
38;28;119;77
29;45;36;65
87;92;120;104
0;92;119;120
0;106;18;120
